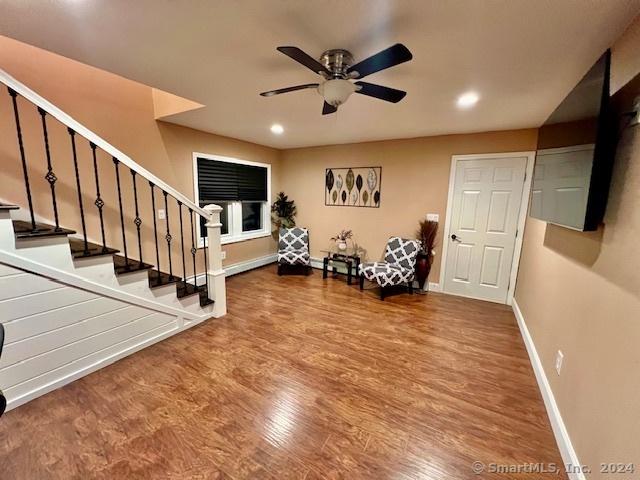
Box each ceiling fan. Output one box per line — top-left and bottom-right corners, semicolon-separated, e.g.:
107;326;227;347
260;44;412;115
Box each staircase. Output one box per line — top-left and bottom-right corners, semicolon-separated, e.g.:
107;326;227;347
0;68;226;412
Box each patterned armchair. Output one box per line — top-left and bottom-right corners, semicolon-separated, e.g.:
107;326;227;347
359;237;421;300
277;227;311;275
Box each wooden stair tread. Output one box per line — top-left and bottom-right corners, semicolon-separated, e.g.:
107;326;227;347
113;255;154;275
0;203;19;211
176;281;214;306
9;217;213;309
176;281;201;298
148;269;181;288
12;220;75;239
69;238;118;259
199;295;214;307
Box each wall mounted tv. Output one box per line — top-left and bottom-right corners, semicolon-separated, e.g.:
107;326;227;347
530;50;614;231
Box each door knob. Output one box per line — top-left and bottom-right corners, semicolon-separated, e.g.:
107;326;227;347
451;234;462;242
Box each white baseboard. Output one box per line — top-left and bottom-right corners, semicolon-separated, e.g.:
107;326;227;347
311;257;440;293
512;299;584;480
225;253;277;277
427;282;441;292
187;253;278;285
7;321;181;411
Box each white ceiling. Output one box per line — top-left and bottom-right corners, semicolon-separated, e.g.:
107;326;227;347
0;0;638;148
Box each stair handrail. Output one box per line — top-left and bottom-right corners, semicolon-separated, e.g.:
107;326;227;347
0;67;208;219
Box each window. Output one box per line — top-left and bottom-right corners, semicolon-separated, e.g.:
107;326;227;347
194;153;271;245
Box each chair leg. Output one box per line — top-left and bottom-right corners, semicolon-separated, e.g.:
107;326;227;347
409;282;414;294
380;287;385;301
359;273;365;290
277;264;283;276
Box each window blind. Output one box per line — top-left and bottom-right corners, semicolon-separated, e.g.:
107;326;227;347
197;158;267;202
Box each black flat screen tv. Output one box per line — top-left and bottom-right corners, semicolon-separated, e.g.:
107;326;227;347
530;50;614;231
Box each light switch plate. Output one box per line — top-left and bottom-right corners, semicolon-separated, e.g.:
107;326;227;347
426;213;439;222
221;251;227;260
555;350;564;375
158;209;166;220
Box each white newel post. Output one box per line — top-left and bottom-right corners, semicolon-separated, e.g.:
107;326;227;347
203;204;227;316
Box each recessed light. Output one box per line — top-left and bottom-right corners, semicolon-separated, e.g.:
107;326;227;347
457;91;479;108
270;124;284;135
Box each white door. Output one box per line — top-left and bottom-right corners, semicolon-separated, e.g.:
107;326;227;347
443;156;527;303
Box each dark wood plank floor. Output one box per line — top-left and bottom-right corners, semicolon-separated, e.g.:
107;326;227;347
0;266;565;479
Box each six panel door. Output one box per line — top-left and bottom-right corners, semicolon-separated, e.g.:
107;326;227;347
443;156;527;303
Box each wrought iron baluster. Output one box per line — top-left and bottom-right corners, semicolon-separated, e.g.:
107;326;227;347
38;108;60;231
131;170;143;264
178;201;187;286
69;128;88;253
203;225;209;300
150;183;161;281
8;88;37;231
90;143;107;251
113;158;128;266
163;191;173;279
189;209;197;289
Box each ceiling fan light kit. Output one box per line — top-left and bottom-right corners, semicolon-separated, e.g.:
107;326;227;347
260;44;412;115
319;79;358;107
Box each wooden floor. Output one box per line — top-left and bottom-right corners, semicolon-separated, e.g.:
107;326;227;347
0;266;565;479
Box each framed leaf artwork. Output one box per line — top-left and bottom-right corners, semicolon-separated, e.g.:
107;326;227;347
325;167;382;207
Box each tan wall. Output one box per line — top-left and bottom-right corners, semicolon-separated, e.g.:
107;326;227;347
280;130;537;281
0;35;280;272
514;16;640;477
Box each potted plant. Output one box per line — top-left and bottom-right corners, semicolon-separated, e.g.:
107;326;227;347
415;219;438;290
330;229;353;251
271;192;297;230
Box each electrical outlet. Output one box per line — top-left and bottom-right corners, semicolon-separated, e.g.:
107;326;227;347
158;209;166;220
426;213;439;222
221;251;227;260
555;350;564;375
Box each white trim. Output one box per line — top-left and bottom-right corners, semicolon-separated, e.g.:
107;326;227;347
0;68;207;218
192;152;272;247
186;253;277;284
221;230;271;245
426;282;441;292
309;257;441;292
225;253;277;277
190;254;442;290
6;322;179;411
0;249;208;321
439;151;535;305
512;300;584;480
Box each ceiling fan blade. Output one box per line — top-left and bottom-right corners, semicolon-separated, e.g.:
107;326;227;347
322;102;338;115
260;83;319;97
354;82;407;103
277;46;331;76
347;43;412;79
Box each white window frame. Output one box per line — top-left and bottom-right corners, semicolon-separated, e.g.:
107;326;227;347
192;152;271;247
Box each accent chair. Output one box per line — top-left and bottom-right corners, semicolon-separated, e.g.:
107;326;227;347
359;236;421;300
277;227;311;275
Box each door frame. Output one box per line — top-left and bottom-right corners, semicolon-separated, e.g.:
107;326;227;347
439;151;535;305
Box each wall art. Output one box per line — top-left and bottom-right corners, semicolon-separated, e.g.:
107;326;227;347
325;167;382;208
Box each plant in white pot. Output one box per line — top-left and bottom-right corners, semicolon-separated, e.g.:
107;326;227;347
330;229;353;251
